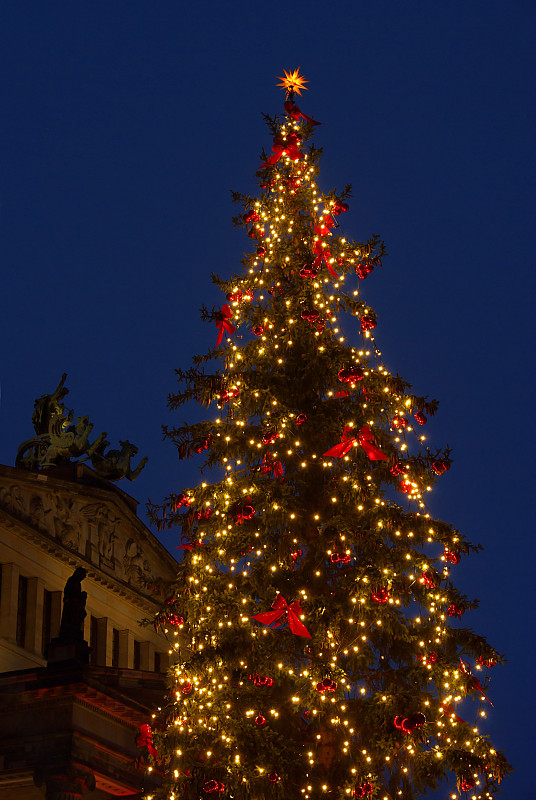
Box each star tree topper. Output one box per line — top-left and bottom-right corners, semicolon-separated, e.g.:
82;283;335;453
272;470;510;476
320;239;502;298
276;67;309;97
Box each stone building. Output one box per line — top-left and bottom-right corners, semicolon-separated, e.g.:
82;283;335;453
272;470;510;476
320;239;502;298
0;462;179;799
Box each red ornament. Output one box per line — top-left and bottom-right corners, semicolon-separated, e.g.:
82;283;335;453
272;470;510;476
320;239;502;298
338;365;364;383
460;778;476;791
299;262;320;279
432;459;450;475
296;413;307;425
243;209;259;223
332;200;349;215
444;549;461;564
360;312;377;332
447;602;465;618
394;711;426;734
255;714;266;727
175;493;193;509
231;499;256;524
301;308;320;322
427;651;438;664
392;415;408;429
215;304;235;346
315;678;337;693
166;613;184;627
291;548;303;565
421;571;436;588
267;772;278;782
355;262;374;279
252;594;312;638
371;587;389;604
136;724;159;759
331;551;351;564
180;682;193;695
261;130;303;167
262;429;278;445
253;675;274;687
257;245;266;257
414;410;427;425
252;325;264;336
203;781;225;794
399;480;412;493
477;655;497;668
353;782;373;797
390;461;404;476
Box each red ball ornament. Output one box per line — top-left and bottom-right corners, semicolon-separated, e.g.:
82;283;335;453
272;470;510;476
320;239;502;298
444;549;461;565
180;682;193;695
255;714;266;727
390;461;404;476
399;480;412;493
253;675;274;687
460;778;476;791
267;773;278;782
356;262;374;279
414;410;427;425
257;245;266;257
360;312;377;332
427;651;439;663
432;459;450;475
315;678;337;693
371;587;389;604
252;325;264;336
477;655;497;668
338;366;364;383
203;780;225;794
166;613;184;627
243;209;259;223
421;571;436;588
392;415;408;429
332;200;349;215
296;413;307;426
447;602;465;618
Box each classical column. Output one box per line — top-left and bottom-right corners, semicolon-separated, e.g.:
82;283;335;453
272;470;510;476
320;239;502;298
26;576;45;654
139;641;155;671
0;563;19;641
118;628;134;668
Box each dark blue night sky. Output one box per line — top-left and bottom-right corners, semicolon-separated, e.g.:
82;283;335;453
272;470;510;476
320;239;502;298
1;3;534;795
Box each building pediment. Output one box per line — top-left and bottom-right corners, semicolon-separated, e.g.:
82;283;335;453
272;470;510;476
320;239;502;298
0;464;177;608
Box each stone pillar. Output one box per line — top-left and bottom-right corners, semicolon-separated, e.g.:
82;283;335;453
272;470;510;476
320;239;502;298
0;563;19;642
50;590;62;639
139;641;155;672
118;629;134;668
95;617;110;666
26;576;45;654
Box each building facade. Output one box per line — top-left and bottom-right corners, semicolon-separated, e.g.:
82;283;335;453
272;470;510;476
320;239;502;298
0;462;179;799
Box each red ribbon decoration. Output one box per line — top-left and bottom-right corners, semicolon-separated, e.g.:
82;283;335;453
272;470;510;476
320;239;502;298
137;724;159;759
284;99;320;125
215;304;235;346
261;452;284;478
176;535;204;551
324;425;388;461
314;214;336;236
252;595;312;638
313;240;339;279
261;132;303;167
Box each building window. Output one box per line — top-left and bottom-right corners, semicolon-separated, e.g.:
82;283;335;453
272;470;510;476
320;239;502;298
16;575;28;647
155;651;162;673
112;628;120;667
133;640;141;670
42;589;52;655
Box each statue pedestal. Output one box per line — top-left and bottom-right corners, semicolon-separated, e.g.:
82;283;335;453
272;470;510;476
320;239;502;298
47;638;91;665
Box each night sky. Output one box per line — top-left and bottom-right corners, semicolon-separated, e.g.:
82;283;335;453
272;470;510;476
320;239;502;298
1;2;534;795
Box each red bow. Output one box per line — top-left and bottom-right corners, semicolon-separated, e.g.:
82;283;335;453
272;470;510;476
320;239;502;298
261;132;303;167
261;453;284;478
313;240;339;279
176;535;204;551
215;304;235;346
314;214;336;237
137;724;159;759
324;425;388;461
252;594;311;638
284;99;320;125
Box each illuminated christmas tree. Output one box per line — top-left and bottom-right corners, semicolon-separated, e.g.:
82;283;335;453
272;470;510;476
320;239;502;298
146;71;510;800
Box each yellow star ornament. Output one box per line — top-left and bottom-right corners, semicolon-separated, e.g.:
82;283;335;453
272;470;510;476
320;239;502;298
276;68;309;97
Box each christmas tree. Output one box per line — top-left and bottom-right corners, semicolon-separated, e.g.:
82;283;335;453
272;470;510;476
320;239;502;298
146;71;510;800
